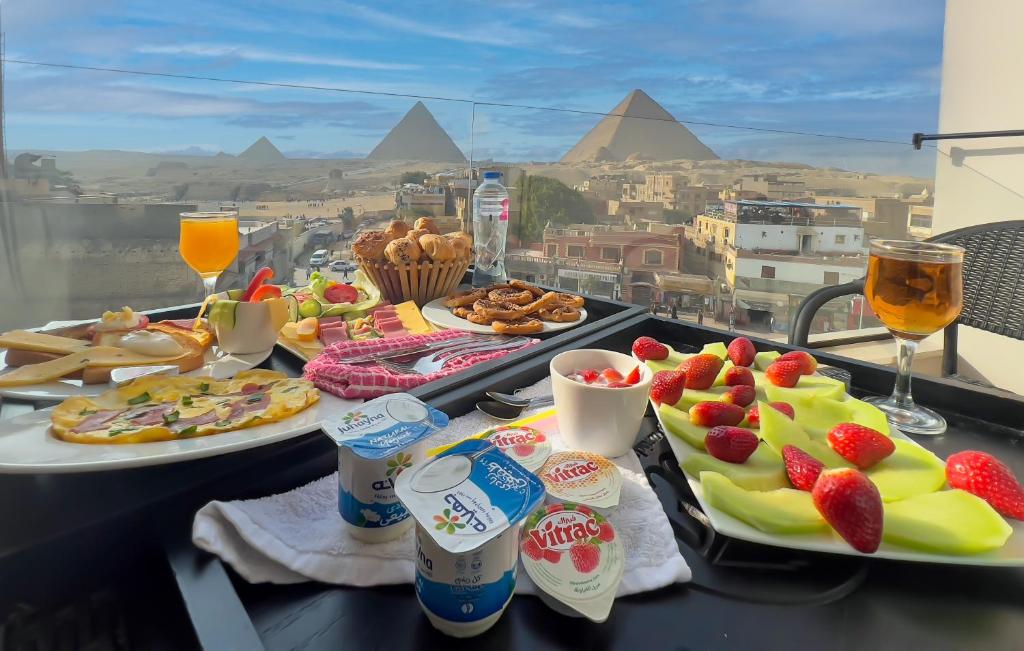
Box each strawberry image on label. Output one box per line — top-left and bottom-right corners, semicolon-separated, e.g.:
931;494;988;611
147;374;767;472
483;425;552;472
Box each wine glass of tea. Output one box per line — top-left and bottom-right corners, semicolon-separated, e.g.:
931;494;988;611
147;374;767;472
863;239;964;435
179;211;240;298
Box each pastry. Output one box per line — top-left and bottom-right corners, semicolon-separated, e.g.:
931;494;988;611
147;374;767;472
509;279;544;297
551;292;586;309
406;228;430;243
352;231;390;261
446;235;472;259
445;231;473;246
522;291;560;314
488;288;533;306
414;217;440;235
451;306;474;319
385;220;410;240
473;300;526;321
384;237;423;265
419;234;456;262
444;288;487;308
492;317;544;335
466;312;496;326
539;306;582;322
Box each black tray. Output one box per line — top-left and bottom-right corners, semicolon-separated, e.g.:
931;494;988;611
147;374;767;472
155;314;1024;649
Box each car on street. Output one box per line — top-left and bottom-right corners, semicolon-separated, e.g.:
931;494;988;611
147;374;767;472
329;260;357;273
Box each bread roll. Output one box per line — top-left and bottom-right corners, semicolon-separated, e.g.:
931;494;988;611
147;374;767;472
419;234;456;262
445;233;472;259
444;231;472;246
352;231;389;261
384;237;423;264
406;228;430;243
414;217;440;235
385;220;410;240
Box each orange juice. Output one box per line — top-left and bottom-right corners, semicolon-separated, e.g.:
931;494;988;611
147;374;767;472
180;217;239;277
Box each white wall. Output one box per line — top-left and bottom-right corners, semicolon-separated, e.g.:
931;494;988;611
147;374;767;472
735;258;863;285
932;0;1024;393
735;224;865;254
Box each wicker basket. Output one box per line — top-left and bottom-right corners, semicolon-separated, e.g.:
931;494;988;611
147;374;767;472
358;257;472;307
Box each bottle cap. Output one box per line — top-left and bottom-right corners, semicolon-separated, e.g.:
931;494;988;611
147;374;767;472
483;171;501;179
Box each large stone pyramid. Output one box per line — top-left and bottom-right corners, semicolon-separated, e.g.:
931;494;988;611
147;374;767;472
238;136;286;162
368;101;467;163
561;90;718;163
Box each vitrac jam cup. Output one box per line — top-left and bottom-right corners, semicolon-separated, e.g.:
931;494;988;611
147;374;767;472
395;439;546;637
323;393;448;543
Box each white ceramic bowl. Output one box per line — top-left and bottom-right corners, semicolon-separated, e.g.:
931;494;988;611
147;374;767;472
213;295;289;354
549;349;653;458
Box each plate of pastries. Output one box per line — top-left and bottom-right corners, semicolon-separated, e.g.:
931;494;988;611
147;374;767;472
420;280;588;334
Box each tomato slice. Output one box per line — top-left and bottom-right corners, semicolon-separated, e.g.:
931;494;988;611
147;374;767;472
241;266;274;301
248;284;282;302
324;283;358;305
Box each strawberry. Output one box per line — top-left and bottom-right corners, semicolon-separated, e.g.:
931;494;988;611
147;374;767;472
547;503;565;513
722;384;756;407
782;445;825;491
678;354;723;390
542;548;562;564
632;336;669;361
946;451;1024;520
602;367;624;382
597;521;616;542
575;504;593;515
746;401;797;427
778;350;818;375
727;337;757;367
522;537;544;561
827;423;895;470
533;433;547;443
650;370;686;406
624;365;641;385
689;401;745;427
765;360;802;388
812;468;883;553
606;381;628;388
512;444;534;457
569;541;601;573
724;366;755;387
769;401;796;419
704;426;759;463
579;368;599;383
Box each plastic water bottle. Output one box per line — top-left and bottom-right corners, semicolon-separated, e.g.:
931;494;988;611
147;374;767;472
471;171;509;287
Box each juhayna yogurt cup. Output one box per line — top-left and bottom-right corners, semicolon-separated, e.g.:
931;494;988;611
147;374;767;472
520;502;624;622
395;438;546;638
322;393;448;543
538;451;622;512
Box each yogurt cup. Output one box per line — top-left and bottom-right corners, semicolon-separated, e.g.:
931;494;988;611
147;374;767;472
395;439;546;637
481;424;552;472
538;451;622;511
322;393;448;543
520;503;624;622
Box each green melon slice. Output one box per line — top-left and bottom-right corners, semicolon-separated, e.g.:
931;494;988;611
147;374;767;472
644;358;679;375
764;382;846;403
712;360;735;386
682;444;788;490
659;403;709;450
700;471;828;534
700;341;729;360
883;490;1013;555
865;439;946;502
665;346;688;367
844;398;891;435
757;401;851;468
753;350;781;371
676;386;731;412
790;397;853;439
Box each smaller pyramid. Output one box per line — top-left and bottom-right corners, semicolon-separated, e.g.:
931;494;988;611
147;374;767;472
238;136;286;162
367;102;467;163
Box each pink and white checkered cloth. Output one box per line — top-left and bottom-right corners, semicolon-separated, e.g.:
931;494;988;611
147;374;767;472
303;329;539;399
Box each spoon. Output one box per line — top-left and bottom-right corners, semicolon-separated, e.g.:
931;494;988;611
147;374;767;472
486;391;554;408
475;400;540;421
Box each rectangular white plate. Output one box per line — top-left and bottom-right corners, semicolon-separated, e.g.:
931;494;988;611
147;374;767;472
0;393;358;473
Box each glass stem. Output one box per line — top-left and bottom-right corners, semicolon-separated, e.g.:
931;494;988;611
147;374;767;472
890;336;918;408
202;275;219;298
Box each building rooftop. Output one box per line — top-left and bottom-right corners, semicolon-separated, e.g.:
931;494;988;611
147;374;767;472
733;199;861;210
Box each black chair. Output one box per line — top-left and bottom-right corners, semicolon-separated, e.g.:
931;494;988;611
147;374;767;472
789;220;1024;379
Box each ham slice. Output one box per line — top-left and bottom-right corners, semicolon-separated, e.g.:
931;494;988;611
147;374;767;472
320;328;349;346
125;404;177;426
227;393;271;420
319;321;347;330
319;316;343;325
71;409;126;433
170;410;220;433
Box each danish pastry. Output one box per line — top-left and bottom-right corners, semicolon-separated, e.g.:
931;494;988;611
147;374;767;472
384;237;423;264
466;312;496;325
451;306;474;319
509;279;544;297
444;288;487;308
551;292;586;308
384;220;410;240
419;234;456;262
492;317;544;334
352;231;390;261
488;287;533;305
473;300;526;321
446;234;472;259
414;217;440;235
539;306;582;322
522;291;560;314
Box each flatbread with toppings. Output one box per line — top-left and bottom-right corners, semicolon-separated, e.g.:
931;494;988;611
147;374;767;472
51;369;319;444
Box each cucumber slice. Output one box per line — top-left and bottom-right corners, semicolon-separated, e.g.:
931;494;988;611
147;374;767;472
284;294;300;322
299;299;323;318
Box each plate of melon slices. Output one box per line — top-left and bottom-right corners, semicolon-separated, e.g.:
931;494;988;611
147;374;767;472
639;338;1024;566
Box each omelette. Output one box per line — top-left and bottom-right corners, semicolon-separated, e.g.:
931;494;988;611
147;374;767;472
51;369;319;444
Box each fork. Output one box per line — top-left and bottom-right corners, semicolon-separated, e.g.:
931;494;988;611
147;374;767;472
339;334;490;365
380;337;530;375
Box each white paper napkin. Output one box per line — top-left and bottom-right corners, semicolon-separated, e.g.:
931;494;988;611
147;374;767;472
193;378;692;595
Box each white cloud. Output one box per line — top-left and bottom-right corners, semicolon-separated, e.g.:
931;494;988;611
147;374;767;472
332;2;535;47
135;43;419;71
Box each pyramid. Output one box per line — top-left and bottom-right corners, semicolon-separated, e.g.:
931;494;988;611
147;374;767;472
238;136;286;162
561;90;718;163
367;101;467;163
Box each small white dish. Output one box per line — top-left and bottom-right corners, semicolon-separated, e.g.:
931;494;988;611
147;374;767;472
420;297;587;334
550;349;652;458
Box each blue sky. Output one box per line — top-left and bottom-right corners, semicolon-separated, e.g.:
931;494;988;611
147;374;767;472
4;0;945;175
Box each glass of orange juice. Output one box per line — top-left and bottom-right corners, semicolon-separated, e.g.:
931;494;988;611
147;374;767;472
179;211;240;297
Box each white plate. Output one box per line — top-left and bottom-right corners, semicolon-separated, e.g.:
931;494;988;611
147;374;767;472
653;405;1024;566
0;346;267;401
0;393;358;473
421;297;588;334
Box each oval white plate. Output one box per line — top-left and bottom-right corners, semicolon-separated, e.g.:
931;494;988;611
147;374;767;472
0;393;358;473
421;297;588;334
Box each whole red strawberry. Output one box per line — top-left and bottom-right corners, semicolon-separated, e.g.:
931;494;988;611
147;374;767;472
522;537;544;561
632;336;669;361
746;401;797;428
765;360;802;388
678;354;723;390
946;450;1024;520
569;541;601;573
650;370;686;406
724;366;755;387
782;445;825;491
705;426;759;463
722;384;756;407
596;521;616;542
778;350;818;375
690;401;745;427
827;423;895;470
812;468;883;553
727;337;757;367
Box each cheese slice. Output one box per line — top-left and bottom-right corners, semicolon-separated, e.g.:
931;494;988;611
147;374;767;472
0;346;191;387
0;330;93;354
394;301;433;334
